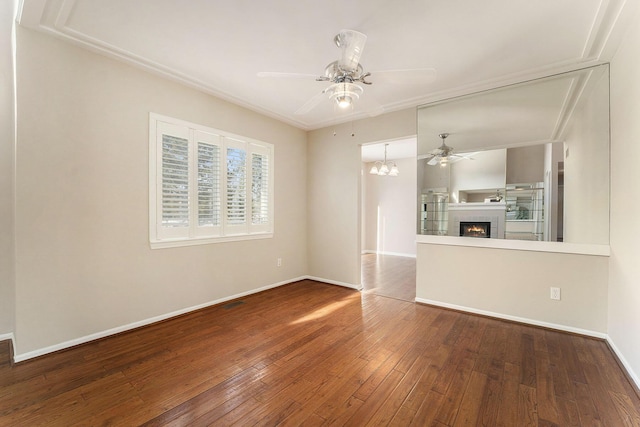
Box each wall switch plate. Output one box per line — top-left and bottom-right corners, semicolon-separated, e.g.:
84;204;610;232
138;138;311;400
277;258;282;267
550;287;561;300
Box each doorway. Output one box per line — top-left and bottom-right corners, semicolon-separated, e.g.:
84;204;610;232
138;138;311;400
360;138;417;302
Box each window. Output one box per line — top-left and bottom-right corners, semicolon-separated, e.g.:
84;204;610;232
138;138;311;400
149;113;274;248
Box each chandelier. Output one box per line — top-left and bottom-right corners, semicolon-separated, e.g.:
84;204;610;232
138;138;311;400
369;144;399;176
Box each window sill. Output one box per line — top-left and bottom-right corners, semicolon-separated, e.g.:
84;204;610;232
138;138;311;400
151;232;273;249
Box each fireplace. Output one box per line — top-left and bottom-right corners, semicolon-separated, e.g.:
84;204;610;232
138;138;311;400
460;221;491;238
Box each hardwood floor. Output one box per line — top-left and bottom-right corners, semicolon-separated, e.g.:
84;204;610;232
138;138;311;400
361;253;416;302
1;280;639;426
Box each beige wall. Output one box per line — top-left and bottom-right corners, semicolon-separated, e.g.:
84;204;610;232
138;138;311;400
307;68;615;340
308;101;611;342
363;157;417;257
307;109;416;286
414;66;613;338
609;5;640;386
0;0;15;336
416;244;608;333
506;144;545;184
14;28;308;357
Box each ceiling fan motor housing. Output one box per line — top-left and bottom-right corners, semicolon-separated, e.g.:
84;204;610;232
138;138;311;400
323;61;364;82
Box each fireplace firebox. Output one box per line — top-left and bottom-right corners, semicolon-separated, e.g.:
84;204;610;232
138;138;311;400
460;221;491;238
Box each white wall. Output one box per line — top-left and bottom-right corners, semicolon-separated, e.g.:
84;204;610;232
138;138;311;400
363;157;416;257
14;28;308;357
450;149;506;202
418;158;450;191
0;0;15;337
563;70;610;245
608;4;640;387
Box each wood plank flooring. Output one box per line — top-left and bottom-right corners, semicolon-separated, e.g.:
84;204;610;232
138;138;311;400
1;280;639;426
361;253;416;302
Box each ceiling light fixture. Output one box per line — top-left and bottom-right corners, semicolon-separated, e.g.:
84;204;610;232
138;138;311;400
329;81;363;109
369;144;399;176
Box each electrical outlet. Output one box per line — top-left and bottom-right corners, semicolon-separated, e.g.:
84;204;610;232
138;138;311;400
550;287;561;300
277;258;282;267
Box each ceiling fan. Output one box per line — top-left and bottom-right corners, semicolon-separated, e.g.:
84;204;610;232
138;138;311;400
422;133;474;166
257;29;436;115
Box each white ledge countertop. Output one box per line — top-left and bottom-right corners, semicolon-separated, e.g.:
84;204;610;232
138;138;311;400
448;202;506;210
415;234;610;257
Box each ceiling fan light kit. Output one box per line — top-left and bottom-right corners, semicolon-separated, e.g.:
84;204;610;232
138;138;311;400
327;81;363;109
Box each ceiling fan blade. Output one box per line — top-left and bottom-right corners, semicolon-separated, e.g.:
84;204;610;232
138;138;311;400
427;156;439;166
336;29;367;73
294;89;329;116
369;68;437;85
450;153;475;160
257;71;326;80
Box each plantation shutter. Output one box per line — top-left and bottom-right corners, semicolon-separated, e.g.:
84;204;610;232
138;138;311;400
193;130;222;237
224;138;249;235
250;143;272;233
156;121;190;240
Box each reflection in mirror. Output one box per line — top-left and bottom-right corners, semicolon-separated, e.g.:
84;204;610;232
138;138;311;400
417;64;609;245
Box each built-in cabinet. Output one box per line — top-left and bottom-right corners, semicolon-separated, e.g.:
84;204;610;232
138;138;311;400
504;183;544;241
420;191;449;235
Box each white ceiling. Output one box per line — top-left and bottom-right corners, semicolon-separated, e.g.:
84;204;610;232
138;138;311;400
18;0;630;131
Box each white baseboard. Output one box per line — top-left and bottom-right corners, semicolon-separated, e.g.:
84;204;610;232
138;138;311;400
305;276;362;291
0;332;15;342
606;336;640;391
415;297;607;339
13;276;307;363
362;250;416;258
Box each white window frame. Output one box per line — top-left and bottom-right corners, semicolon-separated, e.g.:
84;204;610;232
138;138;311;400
149;113;274;249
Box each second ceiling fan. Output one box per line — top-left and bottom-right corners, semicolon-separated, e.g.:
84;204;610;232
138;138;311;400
423;133;474;166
